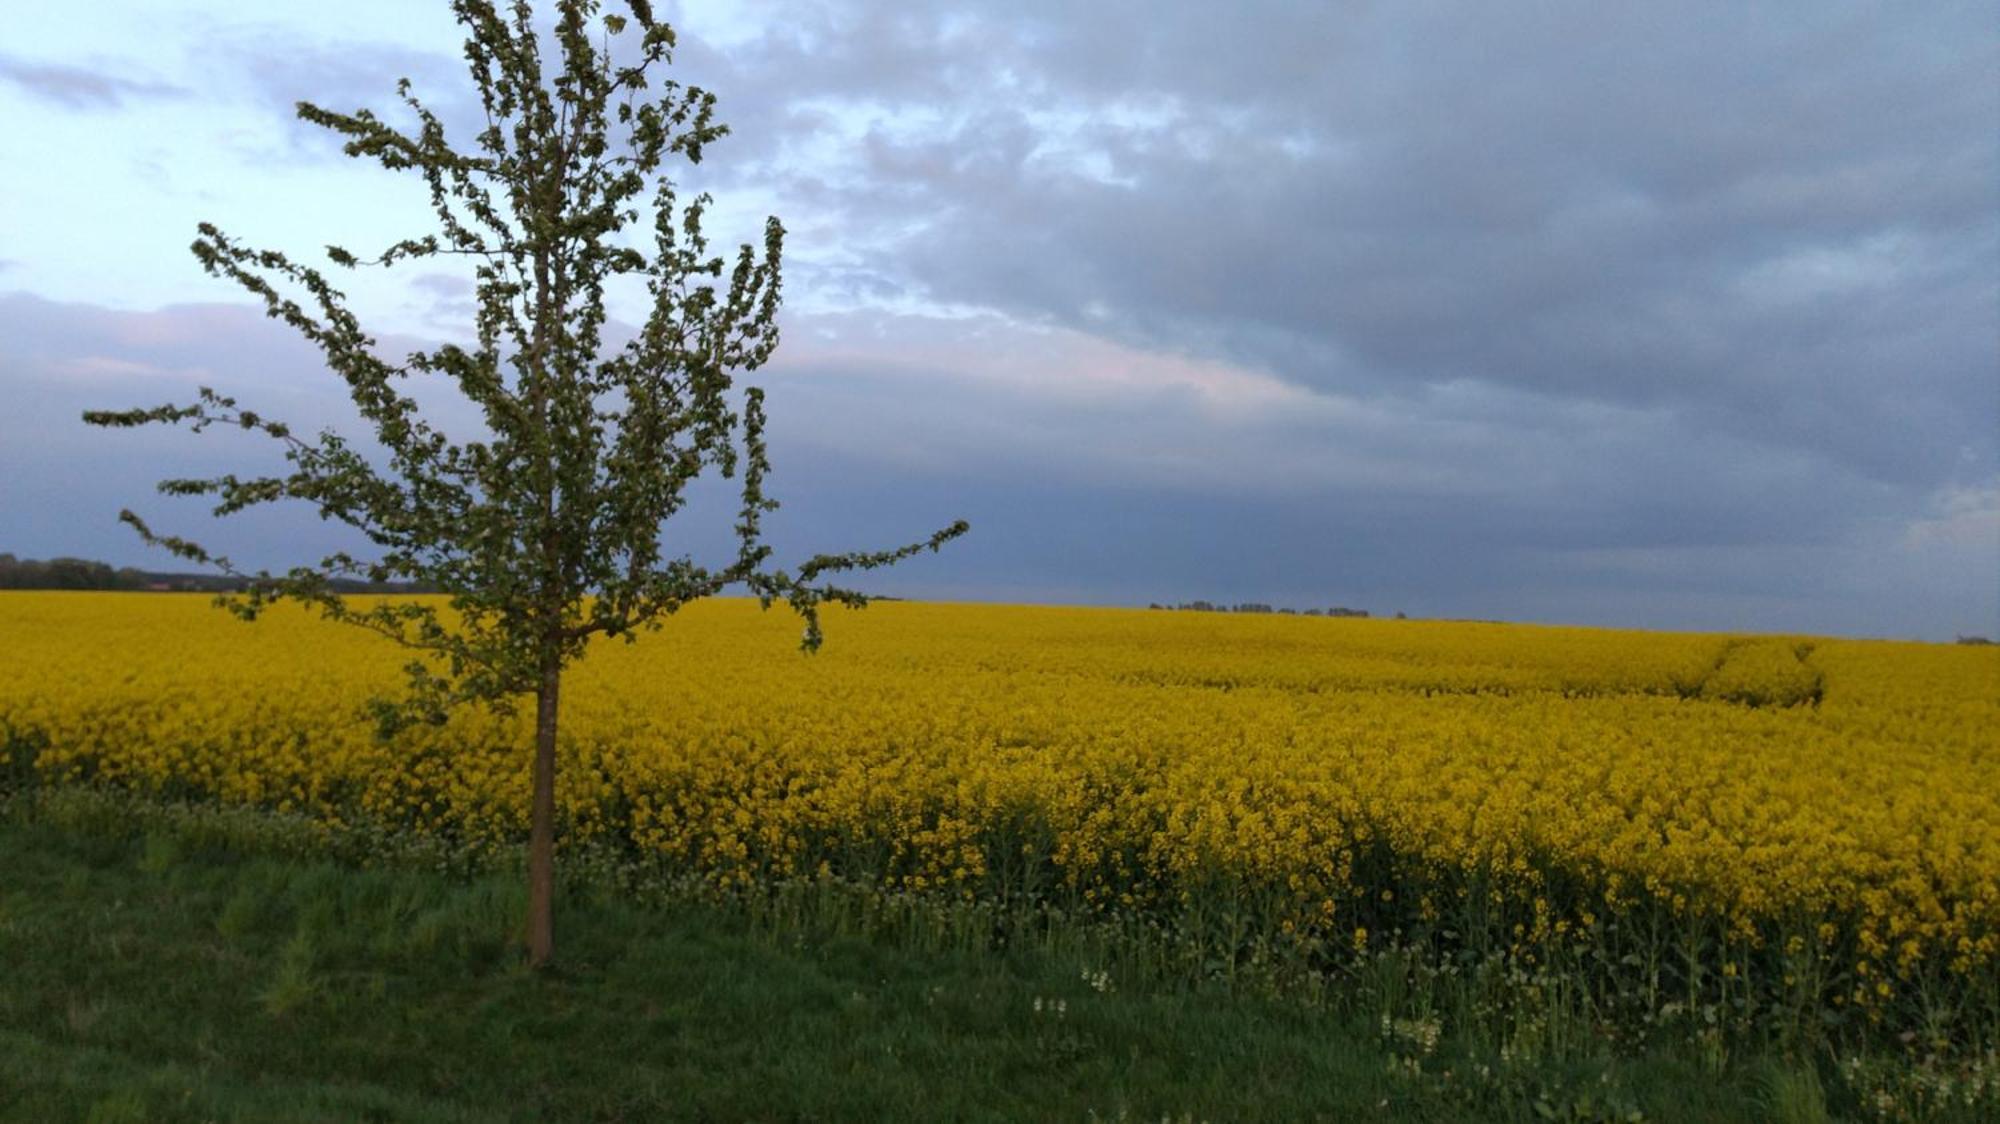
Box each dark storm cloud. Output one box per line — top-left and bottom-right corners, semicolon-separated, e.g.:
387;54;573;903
0;293;493;572
757;310;1915;554
0;293;365;569
743;297;1992;637
0;54;187;109
1;285;1988;639
658;0;1998;499
733;412;1982;639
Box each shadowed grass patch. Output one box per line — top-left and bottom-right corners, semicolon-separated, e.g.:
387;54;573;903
1;796;1988;1122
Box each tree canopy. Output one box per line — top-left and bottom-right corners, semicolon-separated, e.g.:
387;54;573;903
85;0;967;964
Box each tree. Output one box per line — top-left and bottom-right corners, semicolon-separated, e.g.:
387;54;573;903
83;0;967;968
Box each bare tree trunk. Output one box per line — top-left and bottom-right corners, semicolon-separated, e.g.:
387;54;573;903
526;646;561;968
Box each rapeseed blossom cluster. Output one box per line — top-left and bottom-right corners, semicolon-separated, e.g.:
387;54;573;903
3;592;1995;1027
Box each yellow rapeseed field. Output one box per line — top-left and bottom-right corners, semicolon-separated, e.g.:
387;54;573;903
3;591;1996;1014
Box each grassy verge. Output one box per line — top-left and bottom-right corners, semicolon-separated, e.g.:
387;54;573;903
0;793;1978;1122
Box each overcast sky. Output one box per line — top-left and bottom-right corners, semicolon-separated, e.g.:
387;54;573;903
2;1;1994;640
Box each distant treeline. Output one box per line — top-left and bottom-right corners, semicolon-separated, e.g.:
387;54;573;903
0;553;437;594
1148;600;1402;619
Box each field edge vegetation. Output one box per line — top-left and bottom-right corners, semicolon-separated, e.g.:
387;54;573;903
2;786;1993;1122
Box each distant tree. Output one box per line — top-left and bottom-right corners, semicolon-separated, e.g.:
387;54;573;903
47;558;115;589
0;554;127;590
84;0;965;967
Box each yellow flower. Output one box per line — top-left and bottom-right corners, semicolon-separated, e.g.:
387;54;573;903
2;591;1994;993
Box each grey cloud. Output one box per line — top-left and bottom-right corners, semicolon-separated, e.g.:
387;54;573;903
1;292;1989;639
409;273;471;296
658;0;1997;502
203;29;477;162
761;309;1912;551
0;55;188;109
407;272;477;327
755;305;1974;635
6;0;1994;641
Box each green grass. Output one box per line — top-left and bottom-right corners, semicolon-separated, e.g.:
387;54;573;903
0;797;1977;1122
